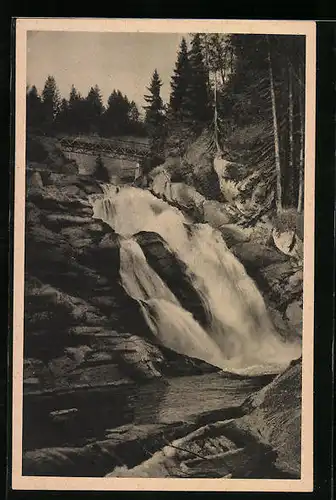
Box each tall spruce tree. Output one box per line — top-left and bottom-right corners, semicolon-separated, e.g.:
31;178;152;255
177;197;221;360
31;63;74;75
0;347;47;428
188;34;211;123
85;85;104;134
69;84;81;106
129;100;140;123
67;84;83;134
26;85;43;131
102;90;132;136
144;69;166;162
169;37;191;120
41;75;61;133
54;97;70;133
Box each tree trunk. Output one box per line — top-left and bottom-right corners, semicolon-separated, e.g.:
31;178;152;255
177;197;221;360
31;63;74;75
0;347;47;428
230;47;234;74
203;36;212;93
288;61;295;205
213;72;220;153
297;67;305;213
267;36;283;212
220;49;227;86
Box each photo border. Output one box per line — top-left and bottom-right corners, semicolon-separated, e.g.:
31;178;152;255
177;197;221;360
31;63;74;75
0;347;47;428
11;17;316;493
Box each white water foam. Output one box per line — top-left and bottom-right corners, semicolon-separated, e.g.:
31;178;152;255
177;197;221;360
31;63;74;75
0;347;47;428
91;185;301;374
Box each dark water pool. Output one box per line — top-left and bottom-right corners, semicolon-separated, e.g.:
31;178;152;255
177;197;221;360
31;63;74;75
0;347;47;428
22;372;273;452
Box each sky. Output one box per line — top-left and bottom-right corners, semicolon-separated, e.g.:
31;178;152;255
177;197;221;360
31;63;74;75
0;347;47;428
26;31;189;112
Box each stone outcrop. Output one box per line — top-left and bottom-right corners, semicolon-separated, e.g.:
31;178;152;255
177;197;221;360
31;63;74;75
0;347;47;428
135;231;209;328
238;357;302;476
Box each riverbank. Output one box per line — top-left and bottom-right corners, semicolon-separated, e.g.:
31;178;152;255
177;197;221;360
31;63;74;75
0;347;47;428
23;360;301;479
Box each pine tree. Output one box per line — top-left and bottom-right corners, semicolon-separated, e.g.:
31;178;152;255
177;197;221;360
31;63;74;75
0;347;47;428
288;60;295;203
267;35;283;213
26;85;43;131
41;75;61;133
144;69;166;163
199;33;232;86
188;34;211;124
69;84;81;106
144;69;164;127
128;100;144;135
129;100;140;123
102;90;132;136
67;85;83;135
169;37;191;120
85;85;104;134
54;97;69;133
297;65;305;213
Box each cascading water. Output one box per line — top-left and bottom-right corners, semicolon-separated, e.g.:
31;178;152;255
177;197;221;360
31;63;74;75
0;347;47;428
91;184;301;375
119;238;179;306
119;238;226;368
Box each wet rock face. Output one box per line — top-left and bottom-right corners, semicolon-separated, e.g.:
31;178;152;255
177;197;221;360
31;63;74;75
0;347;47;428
238;358;302;476
135;231;209;327
183;133;223;201
230;241;303;335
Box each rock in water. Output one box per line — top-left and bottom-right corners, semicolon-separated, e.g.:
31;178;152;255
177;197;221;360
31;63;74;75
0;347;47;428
135;231;209;328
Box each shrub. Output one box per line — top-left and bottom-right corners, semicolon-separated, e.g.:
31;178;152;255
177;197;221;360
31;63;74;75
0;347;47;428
272;208;304;239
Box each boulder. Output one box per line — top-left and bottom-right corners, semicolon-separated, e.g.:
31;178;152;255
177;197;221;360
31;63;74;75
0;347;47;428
23;358;49;387
219;223;251;248
28;171;44;188
22;421;196;477
59;221;113;251
231;242;288;271
239;358;302;476
285;301;303;331
183;133;222;201
203;200;234;229
25;202;42;226
272;228;303;262
42;214;94;227
135;231;208;327
260;261;303;311
213;156;241;203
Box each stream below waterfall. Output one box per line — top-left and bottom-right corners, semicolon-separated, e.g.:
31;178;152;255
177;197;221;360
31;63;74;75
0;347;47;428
90;184;301;376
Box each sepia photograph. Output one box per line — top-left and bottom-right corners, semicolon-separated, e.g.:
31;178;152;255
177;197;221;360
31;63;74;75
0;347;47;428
12;18;316;492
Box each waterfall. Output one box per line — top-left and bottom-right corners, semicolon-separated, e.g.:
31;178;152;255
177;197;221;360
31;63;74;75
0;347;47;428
119;238;179;305
91;185;301;375
119;238;226;368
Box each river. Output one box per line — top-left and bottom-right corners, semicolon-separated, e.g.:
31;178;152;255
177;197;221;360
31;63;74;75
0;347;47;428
23;371;273;451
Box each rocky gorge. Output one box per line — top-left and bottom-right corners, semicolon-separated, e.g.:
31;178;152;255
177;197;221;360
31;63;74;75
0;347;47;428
21;134;304;479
